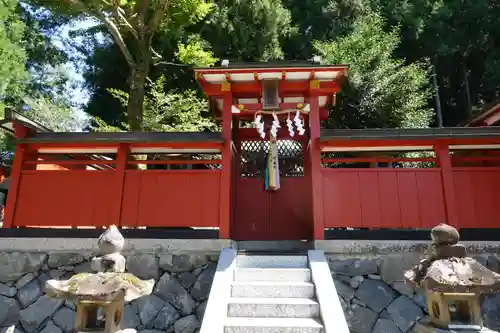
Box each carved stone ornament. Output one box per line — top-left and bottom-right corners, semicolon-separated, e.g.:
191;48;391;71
406;223;500;333
44;225;154;333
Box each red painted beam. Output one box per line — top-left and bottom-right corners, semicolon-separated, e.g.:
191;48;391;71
114;144;128;227
318;137;500;148
195;66;348;75
200;80;341;96
435;144;459;228
13;121;32;139
219;107;329;121
240;102;308;111
3;144;27;228
219;93;232;239
24;141;224;150
280;80;341;94
308;95;325;240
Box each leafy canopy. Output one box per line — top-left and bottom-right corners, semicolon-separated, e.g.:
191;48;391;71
0;0;28;111
315;13;432;128
96;75;218;132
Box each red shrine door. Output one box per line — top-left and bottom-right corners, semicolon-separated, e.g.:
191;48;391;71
233;137;312;240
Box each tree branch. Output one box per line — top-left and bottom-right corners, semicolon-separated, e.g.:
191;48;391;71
150;46;162;61
64;0;135;67
109;0;139;40
154;61;189;67
134;0;149;35
116;8;139;40
147;0;169;34
97;13;136;68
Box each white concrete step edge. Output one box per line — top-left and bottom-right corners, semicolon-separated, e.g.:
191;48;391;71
234;267;312;282
236;255;308;268
231;281;315;298
199;248;237;333
308;250;350;333
228;297;318;305
228;297;320;318
224;317;324;330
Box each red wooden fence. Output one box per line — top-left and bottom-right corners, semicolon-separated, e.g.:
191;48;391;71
453;168;500;228
12;168;222;228
320;150;500;230
121;170;221;228
322;168;446;228
7;142;224;229
14;170;116;227
6;134;500;236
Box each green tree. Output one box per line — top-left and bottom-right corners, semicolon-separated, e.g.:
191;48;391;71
282;0;369;59
21;2;71;95
315;13;432;128
199;0;295;61
23;94;89;131
32;0;216;130
0;0;28;113
97;75;217;132
78;0;296;129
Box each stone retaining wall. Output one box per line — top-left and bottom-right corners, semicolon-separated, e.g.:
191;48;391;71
328;253;500;333
1;240;500;333
0;251;218;333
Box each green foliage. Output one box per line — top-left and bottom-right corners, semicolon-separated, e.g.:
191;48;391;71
176;35;217;67
200;0;295;61
23;94;89;131
282;0;370;59
315;13;432;128
21;0;500;132
32;0;217;130
0;0;28;105
101;75;218;132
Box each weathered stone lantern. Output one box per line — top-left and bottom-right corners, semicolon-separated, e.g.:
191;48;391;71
44;226;154;333
405;223;500;333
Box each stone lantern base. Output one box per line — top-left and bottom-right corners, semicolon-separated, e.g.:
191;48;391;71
413;322;498;333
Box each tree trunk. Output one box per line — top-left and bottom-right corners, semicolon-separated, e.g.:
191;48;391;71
432;61;443;127
127;53;150;131
462;61;472;119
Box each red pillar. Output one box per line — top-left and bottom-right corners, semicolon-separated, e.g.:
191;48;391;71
219;92;233;239
308;94;324;240
4;122;33;228
231;118;240;231
3;144;26;228
113;144;129;227
435;143;459;228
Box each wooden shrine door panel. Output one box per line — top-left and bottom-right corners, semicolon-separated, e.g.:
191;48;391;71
233;177;270;240
269;177;312;240
233;139;312;241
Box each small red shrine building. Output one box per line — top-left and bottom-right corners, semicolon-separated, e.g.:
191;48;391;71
3;61;500;240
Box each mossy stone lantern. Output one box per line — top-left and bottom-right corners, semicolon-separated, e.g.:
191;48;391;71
44;226;154;333
405;223;500;333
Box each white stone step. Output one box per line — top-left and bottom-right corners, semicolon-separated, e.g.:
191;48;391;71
236;255;308;269
234;268;311;282
231;281;315;298
228;297;320;318
224;317;324;333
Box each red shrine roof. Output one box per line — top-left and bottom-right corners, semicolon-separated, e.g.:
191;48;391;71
194;61;348;120
464;99;500;127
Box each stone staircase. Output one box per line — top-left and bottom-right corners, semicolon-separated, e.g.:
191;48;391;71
225;254;323;333
200;249;350;333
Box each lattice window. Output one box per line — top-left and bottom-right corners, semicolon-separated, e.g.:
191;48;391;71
240;140;304;178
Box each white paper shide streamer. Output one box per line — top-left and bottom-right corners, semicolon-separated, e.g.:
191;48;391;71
254;114;265;139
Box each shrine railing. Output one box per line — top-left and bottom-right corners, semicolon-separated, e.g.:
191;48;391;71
5;141;225;231
319;144;500;231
